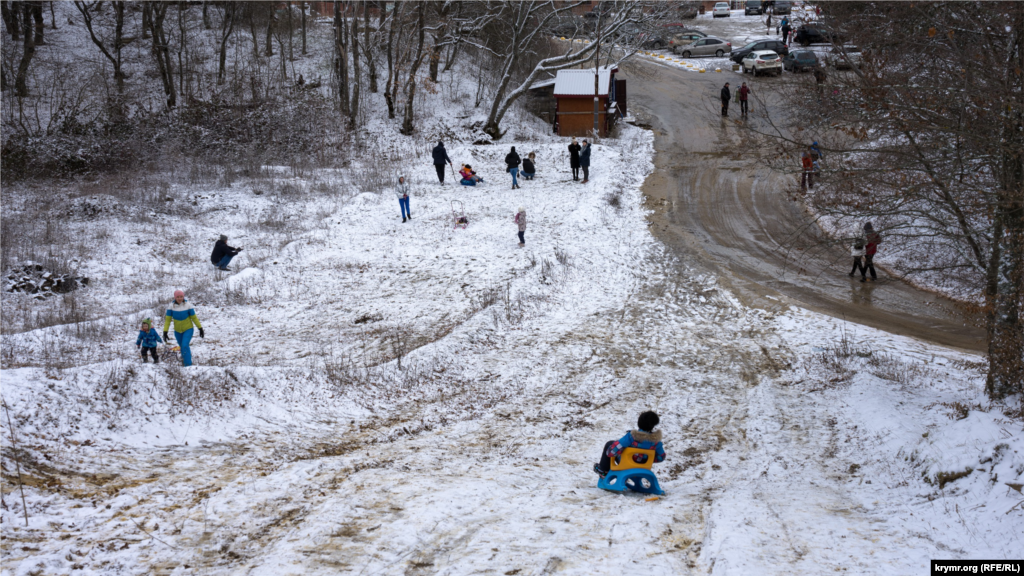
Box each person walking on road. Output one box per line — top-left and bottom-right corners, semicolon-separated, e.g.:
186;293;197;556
568;138;582;181
580;140;592;183
721;82;731;117
849;237;866;279
210;235;242;271
396;175;411;222
801;150;814;190
781;20;791;44
163;289;204;367
432;141;453;185
738;82;751;117
514;205;527;247
862;222;882;282
505;146;522;189
765;13;772;35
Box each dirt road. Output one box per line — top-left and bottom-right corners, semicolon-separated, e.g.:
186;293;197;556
626;59;986;352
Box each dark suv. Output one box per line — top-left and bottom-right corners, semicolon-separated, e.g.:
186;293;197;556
731;38;789;63
744;0;762;15
793;25;843;46
773;0;792;15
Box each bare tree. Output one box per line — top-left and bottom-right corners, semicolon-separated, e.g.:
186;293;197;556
349;2;360;129
383;0;401;118
741;2;1024;399
74;1;127;93
399;1;425;135
333;0;349;115
264;1;274;57
217;2;234;84
14;1;36;97
146;1;175;108
300;0;307;56
363;0;376;92
2;1;21;41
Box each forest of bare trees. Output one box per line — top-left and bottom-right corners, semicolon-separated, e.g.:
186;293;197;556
741;1;1023;400
1;1;661;179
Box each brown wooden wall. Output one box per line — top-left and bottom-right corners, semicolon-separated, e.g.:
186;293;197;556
557;97;610;137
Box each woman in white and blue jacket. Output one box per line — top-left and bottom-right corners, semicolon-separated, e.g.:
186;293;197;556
395;175;411;223
163;289;204;366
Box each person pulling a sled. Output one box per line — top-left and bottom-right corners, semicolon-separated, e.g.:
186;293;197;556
594;411;666;478
163;289;204;367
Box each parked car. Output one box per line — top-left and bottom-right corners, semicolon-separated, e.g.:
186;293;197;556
827;45;862;69
676;36;732;58
793;24;843;46
782;49;819;72
741;50;783;75
669;31;707;52
660;22;703;31
744;0;762;15
731;38;789;63
712;2;731;18
773;0;792;15
639;31;672;49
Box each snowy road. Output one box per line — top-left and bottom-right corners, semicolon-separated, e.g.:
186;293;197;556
625;55;985;352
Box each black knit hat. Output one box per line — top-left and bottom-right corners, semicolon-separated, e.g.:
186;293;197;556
638;411;660;433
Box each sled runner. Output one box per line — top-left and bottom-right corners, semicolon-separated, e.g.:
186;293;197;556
597;447;665;496
162;344;182;365
452;200;468;230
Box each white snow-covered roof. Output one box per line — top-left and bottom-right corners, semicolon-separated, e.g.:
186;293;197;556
554;68;614;97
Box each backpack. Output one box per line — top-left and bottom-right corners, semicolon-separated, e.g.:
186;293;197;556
854;239;864;250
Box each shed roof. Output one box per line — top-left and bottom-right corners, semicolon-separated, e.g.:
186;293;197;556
554;67;616;97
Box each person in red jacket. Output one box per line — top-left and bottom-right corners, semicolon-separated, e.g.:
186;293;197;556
738;82;751;117
862;222;882;282
801;150;814;190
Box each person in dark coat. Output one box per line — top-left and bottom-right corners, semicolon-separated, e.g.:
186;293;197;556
210;235;242;271
862;222;882;282
522;152;536;180
738;82;751;117
721;82;731;117
505;146;522;189
432;141;453;185
580;139;592;183
568;138;582;181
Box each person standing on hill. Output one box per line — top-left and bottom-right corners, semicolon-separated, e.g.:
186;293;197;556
210;235;242;271
395;175;411;222
720;82;731;117
514;206;527;247
432;140;453;185
505;146;522;189
580;140;592;183
568;137;582;181
163;289;203;367
862;222;882;282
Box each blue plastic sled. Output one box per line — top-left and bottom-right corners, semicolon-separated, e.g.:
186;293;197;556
597;447;665;496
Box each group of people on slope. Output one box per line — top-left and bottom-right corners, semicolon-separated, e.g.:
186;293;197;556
720;82;752;118
430;139;593;188
135;289;204;366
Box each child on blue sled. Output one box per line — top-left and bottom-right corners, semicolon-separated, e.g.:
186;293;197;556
594;410;666;477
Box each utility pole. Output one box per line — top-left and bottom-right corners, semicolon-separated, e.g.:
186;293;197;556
593;9;602;137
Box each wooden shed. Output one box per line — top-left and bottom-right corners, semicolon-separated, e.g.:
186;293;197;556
553;66;624;138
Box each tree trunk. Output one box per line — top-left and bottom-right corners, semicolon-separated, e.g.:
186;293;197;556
202;1;210;29
47;0;54;29
349;2;360;128
247;3;259;58
400;2;425;135
384;0;397;119
300;0;306;55
287;1;293;61
148;2;176;108
264;3;273;57
2;1;20;41
75;0;125;93
218;3;234;84
176;2;186;102
14;1;34;97
141;2;150;39
334;1;348;115
28;0;41;44
364;0;376;93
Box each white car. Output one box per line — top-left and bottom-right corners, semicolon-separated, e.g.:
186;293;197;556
712;2;731;17
741;50;783;76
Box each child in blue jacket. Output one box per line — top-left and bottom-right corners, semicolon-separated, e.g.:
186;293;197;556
136;318;163;363
594;411;666;477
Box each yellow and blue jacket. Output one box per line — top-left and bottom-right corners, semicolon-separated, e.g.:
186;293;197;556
163;300;203;333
